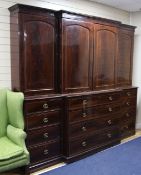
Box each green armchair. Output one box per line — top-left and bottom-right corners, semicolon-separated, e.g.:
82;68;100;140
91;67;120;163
0;89;29;173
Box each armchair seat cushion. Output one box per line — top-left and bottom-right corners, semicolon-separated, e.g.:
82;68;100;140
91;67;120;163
0;136;24;160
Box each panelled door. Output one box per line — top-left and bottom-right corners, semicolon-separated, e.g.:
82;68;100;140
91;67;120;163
117;28;134;86
93;23;118;90
21;13;57;95
61;18;93;93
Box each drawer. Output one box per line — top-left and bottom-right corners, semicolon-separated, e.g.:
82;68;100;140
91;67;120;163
69;128;119;155
69;116;120;138
68;92;121;110
27;125;60;146
29;140;61;164
26;110;61;129
122;97;136;108
69;104;121;123
25;98;62;114
122;108;136;121
122;88;137;98
119;120;135;139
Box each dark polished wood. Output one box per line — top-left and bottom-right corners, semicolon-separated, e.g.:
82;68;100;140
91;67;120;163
9;4;137;174
94;24;118;89
61;19;93;93
117;27;134;86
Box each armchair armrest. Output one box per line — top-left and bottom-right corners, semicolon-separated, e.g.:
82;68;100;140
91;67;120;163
7;125;29;156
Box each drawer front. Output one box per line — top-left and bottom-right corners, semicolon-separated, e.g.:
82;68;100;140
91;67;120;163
26;110;61;130
68;92;121;110
69;116;120;138
25;98;62;114
69;104;121;123
122;108;136;121
29;140;61;164
69;128;119;155
123;97;137;108
122;88;137;98
119;120;135;139
27;125;60;146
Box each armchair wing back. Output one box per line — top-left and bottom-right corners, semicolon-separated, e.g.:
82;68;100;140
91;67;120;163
0;89;29;173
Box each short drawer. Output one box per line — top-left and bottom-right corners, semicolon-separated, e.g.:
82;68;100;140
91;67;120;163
26;110;61;129
69;128;119;155
69;104;121;123
29;140;61;164
69;116;120;138
119;120;135;139
122;108;136;121
25;98;62;114
122;88;137;98
27;125;60;146
68;92;121;110
122;97;137;108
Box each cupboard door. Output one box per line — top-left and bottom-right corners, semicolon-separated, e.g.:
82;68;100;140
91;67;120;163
61;19;93;93
22;14;57;95
94;24;118;89
117;28;134;86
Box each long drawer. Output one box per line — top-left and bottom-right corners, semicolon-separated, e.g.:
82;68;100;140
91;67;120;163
67;92;121;110
69;116;120;139
69;128;119;155
26;110;61;130
29;140;61;164
27;125;60;146
68;103;121;123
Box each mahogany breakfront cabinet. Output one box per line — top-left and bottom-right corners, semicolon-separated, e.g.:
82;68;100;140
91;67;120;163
9;4;137;173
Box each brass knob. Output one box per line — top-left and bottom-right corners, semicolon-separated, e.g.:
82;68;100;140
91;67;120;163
107;120;112;125
127;92;131;96
107;133;112;138
108;107;112;112
82;126;87;131
124;126;129;130
82;141;87;147
44;132;48;138
43;149;48;155
108;96;113;101
43;117;48;123
82;112;87;118
126;113;129;117
43;103;48;109
126;102;130;106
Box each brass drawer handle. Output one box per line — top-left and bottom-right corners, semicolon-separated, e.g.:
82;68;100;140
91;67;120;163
82;141;87;147
83;100;87;107
82;112;87;118
127;92;131;96
126;102;130;106
124;126;129;130
43;149;48;155
108;107;112;112
43;103;48;109
107;120;112;125
126;113;130;117
82;126;87;131
107;133;112;138
43;117;48;123
108;96;113;101
44;133;48;138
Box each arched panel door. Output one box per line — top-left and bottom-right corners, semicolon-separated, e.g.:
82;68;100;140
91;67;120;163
22;14;57;95
117;28;134;86
94;24;118;89
61;19;93;93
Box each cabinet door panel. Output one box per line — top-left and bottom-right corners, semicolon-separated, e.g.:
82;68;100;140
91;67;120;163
117;29;134;86
22;14;57;95
94;24;118;89
62;19;93;93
